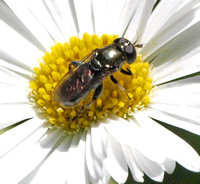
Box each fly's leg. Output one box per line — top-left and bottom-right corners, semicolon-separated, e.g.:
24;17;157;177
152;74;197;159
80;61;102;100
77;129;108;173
110;75;131;99
120;68;133;75
72;83;103;121
68;61;83;73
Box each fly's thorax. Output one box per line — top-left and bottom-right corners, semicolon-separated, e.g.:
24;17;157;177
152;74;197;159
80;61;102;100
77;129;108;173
94;45;126;69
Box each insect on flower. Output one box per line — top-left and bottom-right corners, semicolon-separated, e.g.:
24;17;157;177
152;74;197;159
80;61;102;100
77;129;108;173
53;38;143;120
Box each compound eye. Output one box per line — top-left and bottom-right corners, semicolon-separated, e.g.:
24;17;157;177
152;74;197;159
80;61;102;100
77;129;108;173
113;38;137;64
125;44;137;64
113;38;127;45
125;44;134;55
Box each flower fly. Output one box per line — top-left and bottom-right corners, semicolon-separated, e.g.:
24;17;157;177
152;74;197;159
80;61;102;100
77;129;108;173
53;38;142;120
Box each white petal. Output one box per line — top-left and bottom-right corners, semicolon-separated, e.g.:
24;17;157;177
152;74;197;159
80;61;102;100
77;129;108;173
92;0;108;35
103;116;166;164
64;131;90;184
152;53;200;85
0;103;35;130
161;158;176;174
141;0;200;44
0;125;52;184
0;67;34;129
121;145;144;182
90;124;111;183
0;1;46;51
24;134;74;184
0;59;32;80
134;112;200;172
74;0;94;36
0;118;43;158
103;132;128;184
103;116;139;147
115;0;140;37
152;75;200;102
100;167;110;184
148;76;200;135
124;0;155;42
0;20;43;70
42;0;78;40
146;108;200;136
132;148;164;182
103;0;127;35
141;1;200;59
0;79;29;104
0;66;33;129
20;0;64;42
4;0;54;50
91;123;107;160
94;0;135;35
27;132;90;184
85;129;103;183
145;21;200;72
149;104;200;126
0;66;28;87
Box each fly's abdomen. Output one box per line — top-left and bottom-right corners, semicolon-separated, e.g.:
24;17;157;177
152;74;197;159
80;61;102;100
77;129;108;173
53;64;93;107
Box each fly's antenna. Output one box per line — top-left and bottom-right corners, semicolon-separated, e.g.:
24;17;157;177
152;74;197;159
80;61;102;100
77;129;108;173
135;43;143;48
133;33;143;48
133;32;139;45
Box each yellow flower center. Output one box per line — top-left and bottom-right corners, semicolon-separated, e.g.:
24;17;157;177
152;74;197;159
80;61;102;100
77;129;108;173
29;33;152;133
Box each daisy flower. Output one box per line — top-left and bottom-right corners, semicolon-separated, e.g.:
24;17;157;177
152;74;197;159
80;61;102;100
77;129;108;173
0;0;200;184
